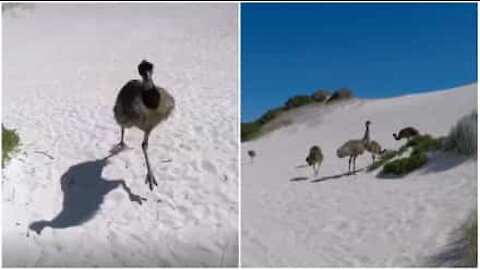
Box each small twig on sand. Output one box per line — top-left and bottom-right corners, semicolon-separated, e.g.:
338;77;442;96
33;151;54;160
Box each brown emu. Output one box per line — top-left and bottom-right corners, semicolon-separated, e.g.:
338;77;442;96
393;127;419;141
248;150;256;163
336;121;371;174
113;60;175;190
306;145;323;177
365;140;385;163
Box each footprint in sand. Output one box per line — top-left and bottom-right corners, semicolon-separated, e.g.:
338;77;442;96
194;125;204;135
201;160;217;175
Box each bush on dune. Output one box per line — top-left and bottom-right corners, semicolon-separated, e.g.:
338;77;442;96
241;88;356;142
380;116;475;176
406;134;444;152
284;95;317;110
382;149;428;175
462;212;477;267
381;134;442;176
367;149;399;171
444;111;477;158
2;125;20;166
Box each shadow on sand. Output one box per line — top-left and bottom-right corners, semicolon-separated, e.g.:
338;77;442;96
309;168;364;183
421;152;471;174
290;176;309;182
29;153;146;235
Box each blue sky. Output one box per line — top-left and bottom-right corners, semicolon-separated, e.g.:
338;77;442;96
241;3;477;122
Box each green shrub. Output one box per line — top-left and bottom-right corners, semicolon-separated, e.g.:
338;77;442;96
382;150;427;175
241;88;357;142
311;90;331;102
327;88;354;103
381;135;441;175
284;95;315;110
241;119;292;142
444;111;477;157
406;134;443;152
367;149;398;171
2;125;20;166
241;122;262;142
257;107;284;125
463;213;477;266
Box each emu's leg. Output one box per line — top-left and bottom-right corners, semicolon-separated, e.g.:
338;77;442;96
348;156;352;173
372;154;375;163
353;156;357;173
110;127;126;154
142;130;158;190
315;164;319;177
119;128;124;145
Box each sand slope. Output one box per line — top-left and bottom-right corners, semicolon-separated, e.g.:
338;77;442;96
3;3;238;267
241;84;477;267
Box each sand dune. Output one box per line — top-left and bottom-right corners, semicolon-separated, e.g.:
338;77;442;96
241;84;477;267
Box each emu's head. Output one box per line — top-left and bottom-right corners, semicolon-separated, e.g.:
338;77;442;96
306;155;313;166
336;146;349;158
138;60;154;79
365;120;371;127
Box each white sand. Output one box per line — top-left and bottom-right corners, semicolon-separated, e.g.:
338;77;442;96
241;84;477;267
3;3;238;267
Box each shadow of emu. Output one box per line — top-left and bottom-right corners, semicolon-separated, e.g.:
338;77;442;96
310;168;364;183
29;158;146;235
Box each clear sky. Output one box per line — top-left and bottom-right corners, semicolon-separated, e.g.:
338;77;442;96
241;3;477;122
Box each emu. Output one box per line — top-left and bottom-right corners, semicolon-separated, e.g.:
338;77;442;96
113;60;175;190
363;121;385;163
247;150;256;163
336;140;365;174
305;145;323;177
365;140;385;163
336;120;371;174
393;127;419;141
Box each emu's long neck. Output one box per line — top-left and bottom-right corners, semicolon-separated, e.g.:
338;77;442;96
142;74;154;90
362;124;370;143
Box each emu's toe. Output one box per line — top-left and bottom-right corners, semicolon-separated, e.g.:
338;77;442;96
110;142;127;155
145;172;158;191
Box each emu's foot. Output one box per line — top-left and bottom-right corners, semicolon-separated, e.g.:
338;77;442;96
29;221;48;235
129;193;147;205
145;172;158;191
110;142;127;155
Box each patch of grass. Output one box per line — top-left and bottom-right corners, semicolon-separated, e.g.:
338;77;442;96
242;88;356;142
241;122;262;142
382;150;427;175
381;134;443;176
429;211;477;267
284;95;316;110
406;134;444;152
462;213;477;267
2;125;20;166
367;144;411;172
242;119;292;142
444;111;477;158
367;149;398;172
